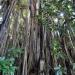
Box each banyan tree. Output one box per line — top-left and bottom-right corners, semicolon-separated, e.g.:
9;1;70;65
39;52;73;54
0;0;75;75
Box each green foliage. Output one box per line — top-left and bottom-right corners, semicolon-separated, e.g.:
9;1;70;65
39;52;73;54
0;48;24;75
38;0;75;35
7;48;24;58
52;39;67;60
52;39;67;74
0;57;16;75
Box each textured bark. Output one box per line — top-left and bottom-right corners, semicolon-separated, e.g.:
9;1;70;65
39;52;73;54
0;0;17;55
1;0;75;75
